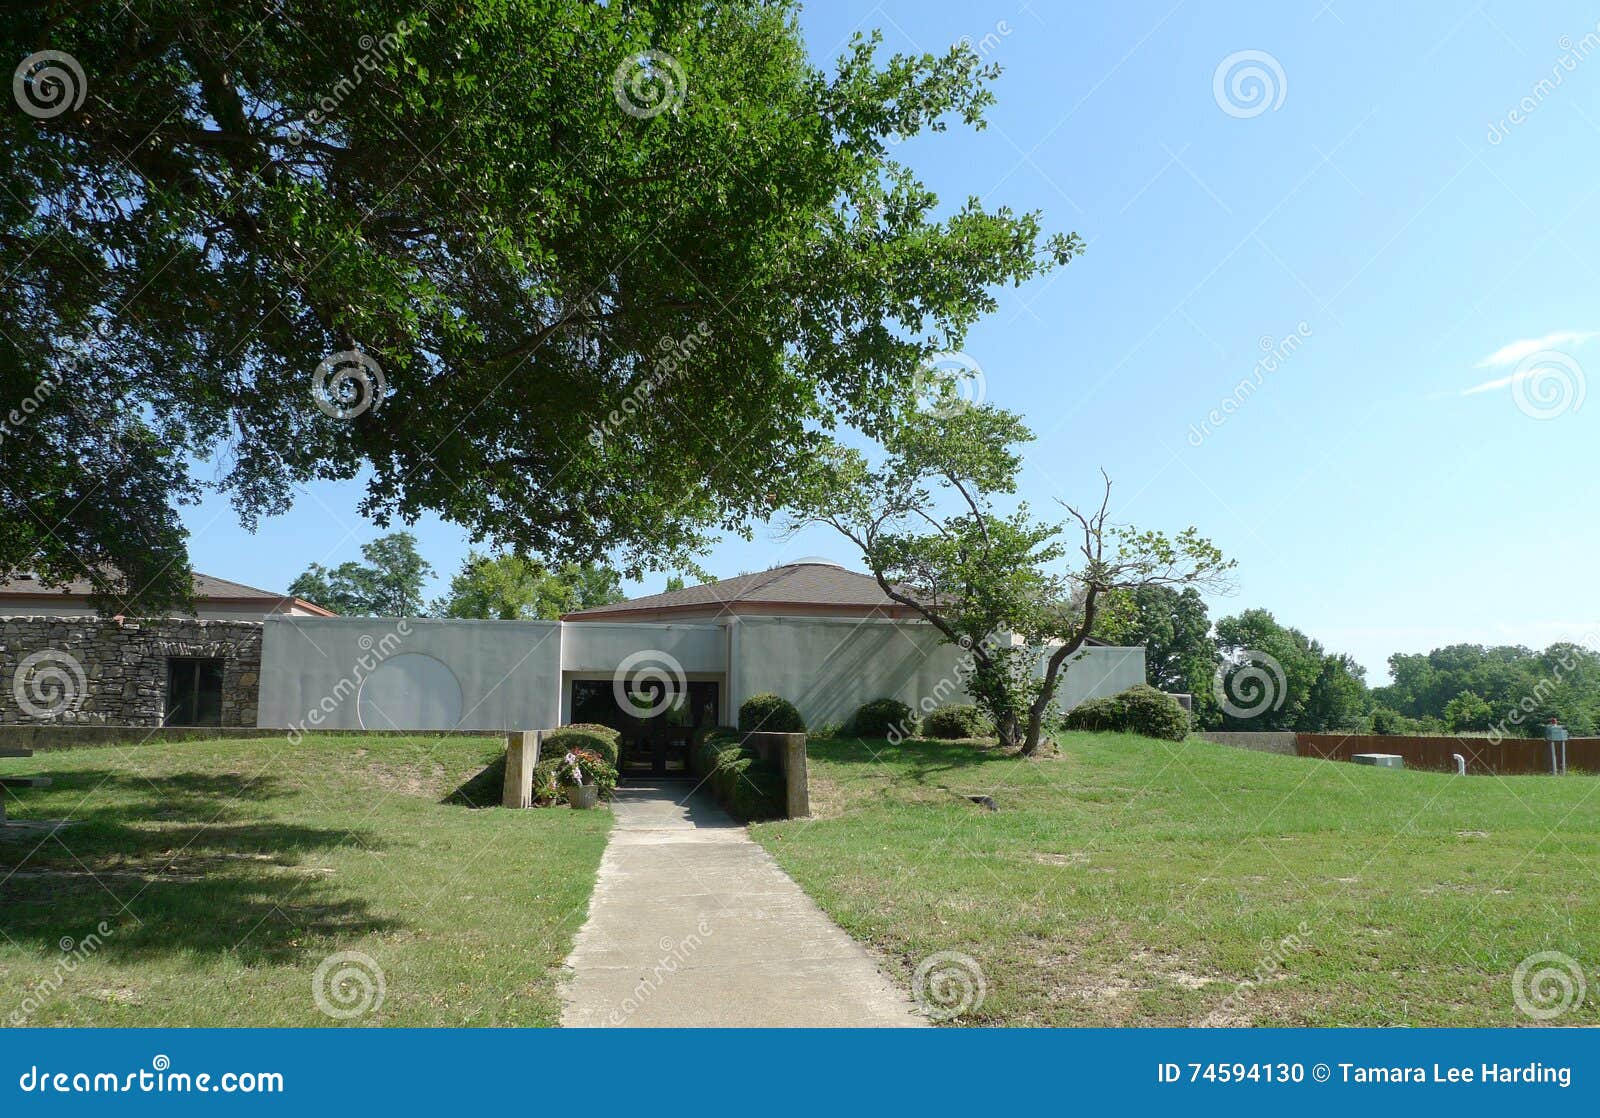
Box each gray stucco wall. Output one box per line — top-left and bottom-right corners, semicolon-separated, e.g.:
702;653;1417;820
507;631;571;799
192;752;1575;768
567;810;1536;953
560;621;725;674
257;617;562;733
729;617;974;730
1049;645;1148;709
255;615;1146;736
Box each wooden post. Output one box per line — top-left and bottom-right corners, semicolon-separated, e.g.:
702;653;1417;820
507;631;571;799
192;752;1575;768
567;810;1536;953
781;734;809;819
502;730;540;809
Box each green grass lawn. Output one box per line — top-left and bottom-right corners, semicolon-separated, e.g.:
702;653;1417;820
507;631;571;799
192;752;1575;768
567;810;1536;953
0;734;609;1026
754;734;1600;1027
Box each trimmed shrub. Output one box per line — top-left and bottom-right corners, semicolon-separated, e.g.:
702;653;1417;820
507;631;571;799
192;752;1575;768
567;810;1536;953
921;704;993;740
738;693;805;734
850;698;914;739
1062;684;1189;742
545;724;621;767
689;725;786;821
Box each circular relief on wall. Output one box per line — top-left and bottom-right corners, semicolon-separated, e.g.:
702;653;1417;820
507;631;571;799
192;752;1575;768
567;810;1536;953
357;652;464;731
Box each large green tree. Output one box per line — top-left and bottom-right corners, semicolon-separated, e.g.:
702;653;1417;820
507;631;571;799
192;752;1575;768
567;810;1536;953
1211;609;1369;732
1094;585;1216;709
794;405;1231;754
289;532;433;616
2;1;1076;613
431;552;625;620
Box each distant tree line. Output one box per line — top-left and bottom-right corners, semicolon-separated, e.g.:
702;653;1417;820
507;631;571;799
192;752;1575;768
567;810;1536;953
1095;586;1598;737
288;532;625;620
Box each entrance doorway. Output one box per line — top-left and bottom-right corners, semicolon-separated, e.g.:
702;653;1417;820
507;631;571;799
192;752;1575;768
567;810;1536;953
569;678;720;779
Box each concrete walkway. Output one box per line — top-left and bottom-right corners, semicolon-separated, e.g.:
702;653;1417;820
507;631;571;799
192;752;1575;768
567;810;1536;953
560;782;926;1027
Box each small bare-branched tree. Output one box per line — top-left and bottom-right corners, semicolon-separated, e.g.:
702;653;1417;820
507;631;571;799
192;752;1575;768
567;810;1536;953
791;404;1232;754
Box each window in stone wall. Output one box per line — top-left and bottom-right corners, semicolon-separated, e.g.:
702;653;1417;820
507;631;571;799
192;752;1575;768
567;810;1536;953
165;657;224;726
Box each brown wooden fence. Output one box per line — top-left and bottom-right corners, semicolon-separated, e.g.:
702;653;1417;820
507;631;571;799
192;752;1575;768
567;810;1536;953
1295;733;1600;775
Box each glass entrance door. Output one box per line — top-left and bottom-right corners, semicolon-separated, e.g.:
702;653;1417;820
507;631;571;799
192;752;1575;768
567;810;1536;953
569;678;720;778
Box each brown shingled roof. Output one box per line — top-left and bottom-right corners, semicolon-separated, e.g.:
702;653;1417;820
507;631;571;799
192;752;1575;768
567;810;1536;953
0;570;334;615
563;562;919;620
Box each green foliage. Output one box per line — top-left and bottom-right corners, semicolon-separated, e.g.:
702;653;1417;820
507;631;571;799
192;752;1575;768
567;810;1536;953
288;532;434;616
1062;684;1190;742
3;1;1075;604
850;698;914;738
1442;690;1494;733
738;693;806;734
544;725;621;768
690;727;785;820
920;704;993;740
533;748;617;805
1211;609;1369;733
1095;585;1216;719
431;552;625;619
1376;643;1600;737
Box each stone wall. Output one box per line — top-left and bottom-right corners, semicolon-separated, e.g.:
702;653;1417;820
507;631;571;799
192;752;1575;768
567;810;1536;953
1197;731;1298;755
0;617;262;726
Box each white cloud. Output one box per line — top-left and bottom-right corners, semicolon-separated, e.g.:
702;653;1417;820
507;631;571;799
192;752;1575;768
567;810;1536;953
1473;329;1597;369
1458;330;1596;397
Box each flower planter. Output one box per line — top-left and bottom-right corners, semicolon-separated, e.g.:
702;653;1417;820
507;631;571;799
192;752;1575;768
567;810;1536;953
566;784;599;810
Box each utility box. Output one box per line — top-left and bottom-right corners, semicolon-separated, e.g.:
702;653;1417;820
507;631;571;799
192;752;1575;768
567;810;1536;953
1352;753;1404;769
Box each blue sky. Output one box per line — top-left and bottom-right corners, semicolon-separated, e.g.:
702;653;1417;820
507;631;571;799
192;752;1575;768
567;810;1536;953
183;1;1600;681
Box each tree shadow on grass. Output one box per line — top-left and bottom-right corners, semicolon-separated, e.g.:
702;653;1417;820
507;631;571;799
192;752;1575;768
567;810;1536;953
0;768;398;966
813;737;1019;784
443;754;506;809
